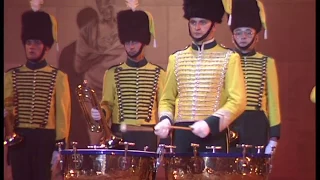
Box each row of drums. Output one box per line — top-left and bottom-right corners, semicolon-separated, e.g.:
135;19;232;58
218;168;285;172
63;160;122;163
59;142;274;180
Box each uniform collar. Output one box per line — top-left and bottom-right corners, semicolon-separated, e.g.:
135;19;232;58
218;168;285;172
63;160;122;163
26;59;48;70
236;49;257;57
126;58;148;68
191;39;217;51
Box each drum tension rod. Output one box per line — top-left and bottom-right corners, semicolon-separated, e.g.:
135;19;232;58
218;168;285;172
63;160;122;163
119;141;135;159
164;145;176;153
56;141;64;171
191;143;200;157
205;146;222;153
154;144;166;172
236;144;253;158
255;146;264;154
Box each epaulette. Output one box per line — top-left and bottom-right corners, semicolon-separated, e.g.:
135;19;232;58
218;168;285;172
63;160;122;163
219;44;235;52
49;65;58;70
256;51;272;59
5;65;23;73
49;65;67;74
149;62;165;71
107;62;124;70
171;45;190;55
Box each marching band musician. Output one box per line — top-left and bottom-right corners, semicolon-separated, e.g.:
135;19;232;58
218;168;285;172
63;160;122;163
310;86;316;103
225;0;281;154
4;5;71;180
90;1;169;151
154;0;246;153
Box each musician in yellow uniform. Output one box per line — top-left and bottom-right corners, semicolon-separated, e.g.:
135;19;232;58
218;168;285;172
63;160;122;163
4;9;71;180
225;0;281;154
310;86;316;103
154;0;246;153
90;4;168;151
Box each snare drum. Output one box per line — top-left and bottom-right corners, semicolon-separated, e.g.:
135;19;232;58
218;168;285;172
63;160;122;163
163;152;271;180
60;149;157;180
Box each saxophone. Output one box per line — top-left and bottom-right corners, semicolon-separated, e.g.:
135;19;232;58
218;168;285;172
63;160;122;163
75;80;122;148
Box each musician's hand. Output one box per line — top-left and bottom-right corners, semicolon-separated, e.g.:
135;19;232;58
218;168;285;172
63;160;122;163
265;140;277;154
4;109;8;118
154;119;171;138
190;120;210;138
91;108;101;121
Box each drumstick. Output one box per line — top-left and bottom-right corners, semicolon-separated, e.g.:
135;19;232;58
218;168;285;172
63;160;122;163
120;123;193;132
120;123;154;132
169;126;193;131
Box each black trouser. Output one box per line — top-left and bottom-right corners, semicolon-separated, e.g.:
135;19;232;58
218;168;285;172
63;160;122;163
172;122;228;153
8;128;56;180
111;124;171;152
229;110;270;153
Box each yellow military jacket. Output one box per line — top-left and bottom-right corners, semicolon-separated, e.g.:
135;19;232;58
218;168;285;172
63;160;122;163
100;58;166;126
310;86;316;103
159;39;246;130
239;51;281;137
4;61;71;142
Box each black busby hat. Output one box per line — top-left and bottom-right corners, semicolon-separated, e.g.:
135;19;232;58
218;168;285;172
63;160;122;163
117;10;151;45
230;0;261;32
21;10;57;48
183;0;225;23
224;0;268;38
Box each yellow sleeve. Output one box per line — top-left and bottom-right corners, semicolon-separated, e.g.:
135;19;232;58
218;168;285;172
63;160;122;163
100;69;114;120
210;52;246;132
267;58;281;137
156;69;166;105
158;54;178;121
310;86;316;103
55;72;71;143
4;72;14;111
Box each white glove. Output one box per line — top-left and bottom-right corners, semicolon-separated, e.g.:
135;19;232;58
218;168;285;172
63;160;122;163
91;108;101;121
265;140;277;154
4;109;7;118
51;151;60;170
154;119;171;138
190;120;210;138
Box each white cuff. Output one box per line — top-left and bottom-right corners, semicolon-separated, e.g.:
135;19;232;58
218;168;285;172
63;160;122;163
159;111;173;121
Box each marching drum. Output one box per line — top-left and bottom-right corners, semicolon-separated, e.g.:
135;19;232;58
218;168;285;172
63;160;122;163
60;143;157;180
162;144;273;180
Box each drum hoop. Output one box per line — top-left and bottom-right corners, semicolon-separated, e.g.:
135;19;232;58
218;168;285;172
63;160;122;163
163;152;272;158
60;149;157;157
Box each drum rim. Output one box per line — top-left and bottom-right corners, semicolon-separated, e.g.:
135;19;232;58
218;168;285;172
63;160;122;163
163;152;272;158
60;149;157;157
